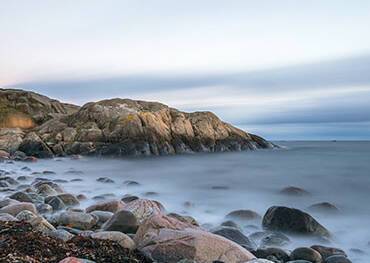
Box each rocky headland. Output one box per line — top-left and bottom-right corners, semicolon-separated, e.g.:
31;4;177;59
0;88;274;159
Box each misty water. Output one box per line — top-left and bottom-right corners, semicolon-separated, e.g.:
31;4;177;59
1;141;370;262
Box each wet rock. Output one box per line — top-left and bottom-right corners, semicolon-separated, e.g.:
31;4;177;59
245;260;275;263
211;185;230;190
144;191;159;197
85;199;125;213
55;193;80;207
121;195;139;203
43;170;56;175
53;179;69;183
0;202;37;216
102;209;138;234
29;216;56;233
262;206;330;237
280;186;310;196
96;177;115;183
259;232;291;248
211;226;257;251
311;245;346;259
18;132;54;158
16;210;37;221
56;211;98;230
168;213;199;226
65;169;84;175
59;257;96;263
46;229;75;241
46;196;66;211
253;247;290;262
226;209;262;222
0;212;18;221
220;220;241;230
325;255;352;263
17;175;32;181
134;214;256;263
36;203;53;214
123;180;140;186
33;181;64;193
90;231;135;249
9;191;34;203
0;198;19;208
71;178;83;182
308;202;340;214
0;176;18;185
290;247;323;263
76;194;87;201
90;210;113;226
36;183;58;196
122;198;165;223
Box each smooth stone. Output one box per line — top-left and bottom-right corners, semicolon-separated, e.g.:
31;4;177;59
36;184;58;196
280;186;310;196
0;202;37;216
168;213;199;226
70;178;83;182
17;175;32;181
122;198;165;223
85;199;125;213
123;180;140;186
262;206;330;237
220;220;241;230
53;179;69;183
76;194;87;201
90;210;113;226
325;255;352;263
90;231;135;249
33;181;63;193
59;257;96;263
46;196;66;211
29;216;56;233
16;210;37;221
212;226;257;251
96;177;115;183
9;191;34;203
308;202;340;214
101;209;138;234
226;209;262;222
36;203;53;214
259;232;291;247
0;212;18;221
121;195;139;203
0;176;18;185
0;198;20;208
56;211;98;230
55;193;80;207
134;214;256;263
290;247;323;263
253;247;290;262
311;245;346;259
46;229;75;241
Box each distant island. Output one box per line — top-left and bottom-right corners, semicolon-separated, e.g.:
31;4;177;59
0;88;274;159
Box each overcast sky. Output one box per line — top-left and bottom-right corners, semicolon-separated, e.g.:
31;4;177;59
1;0;370;140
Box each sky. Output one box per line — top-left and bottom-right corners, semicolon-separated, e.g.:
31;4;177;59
1;0;370;140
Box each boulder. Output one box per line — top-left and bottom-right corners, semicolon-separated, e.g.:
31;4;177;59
0;198;20;208
28;216;56;233
307;202;340;214
90;210;113;226
58;257;96;263
18;132;53;158
290;247;323;263
253;247;290;262
36;183;58;196
85;200;125;213
46;229;75;241
134;214;256;263
0;128;24;152
55;193;80;207
122;198;165;223
56;211;98;230
0;202;37;216
101;209;138;234
262;206;330;237
168;213;199;226
9;191;34;203
90;231;135;249
46;196;66;211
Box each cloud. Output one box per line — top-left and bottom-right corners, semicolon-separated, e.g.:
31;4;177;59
9;54;370;139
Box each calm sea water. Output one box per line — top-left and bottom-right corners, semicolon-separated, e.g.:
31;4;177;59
1;141;370;262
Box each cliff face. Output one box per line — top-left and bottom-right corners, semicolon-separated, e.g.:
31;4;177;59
0;89;274;158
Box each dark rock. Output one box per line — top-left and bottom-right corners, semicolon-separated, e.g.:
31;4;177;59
211;226;257;251
220;220;241;229
123;180;140;186
325;255;352;263
280;186;310;196
226;209;262;222
253;247;290;262
46;196;66;211
121;195;139;203
96;177;115;183
290;247;323;263
9;191;34;203
85;200;125;213
102;210;139;234
262;206;330;237
308;202;340;214
259;231;291;247
311;245;346;259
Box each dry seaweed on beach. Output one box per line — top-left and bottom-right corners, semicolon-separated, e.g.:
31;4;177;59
0;221;152;263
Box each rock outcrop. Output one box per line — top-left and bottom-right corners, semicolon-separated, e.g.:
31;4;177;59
0;88;274;158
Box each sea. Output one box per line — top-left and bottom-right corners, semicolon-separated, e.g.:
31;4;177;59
1;141;369;262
